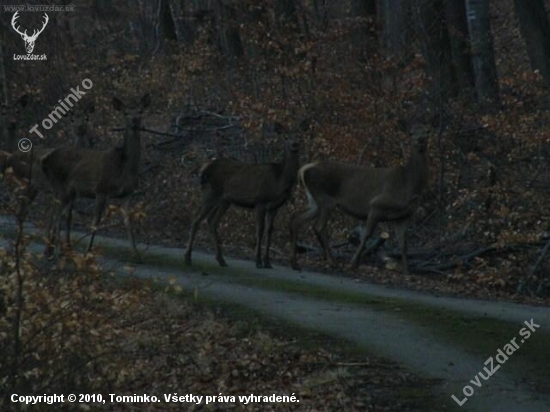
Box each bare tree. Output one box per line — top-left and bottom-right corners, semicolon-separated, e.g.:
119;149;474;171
465;0;499;101
445;0;475;95
380;0;411;58
514;0;550;87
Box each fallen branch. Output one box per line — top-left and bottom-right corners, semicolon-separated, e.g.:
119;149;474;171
411;241;547;274
529;238;550;277
110;127;185;139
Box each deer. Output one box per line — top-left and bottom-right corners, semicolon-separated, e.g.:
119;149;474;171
1;101;95;252
289;126;429;275
41;93;151;260
0;94;53;218
184;138;301;269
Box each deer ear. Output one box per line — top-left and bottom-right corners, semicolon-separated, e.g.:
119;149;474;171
112;97;124;111
140;93;151;110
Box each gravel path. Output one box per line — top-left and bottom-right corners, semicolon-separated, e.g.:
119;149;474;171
2;217;549;412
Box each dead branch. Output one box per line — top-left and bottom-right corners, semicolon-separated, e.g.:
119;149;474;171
529;238;550;277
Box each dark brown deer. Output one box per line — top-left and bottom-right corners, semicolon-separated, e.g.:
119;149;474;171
184;139;301;269
0;94;53;221
42;93;150;260
1;103;93;188
290;126;429;275
1;101;95;251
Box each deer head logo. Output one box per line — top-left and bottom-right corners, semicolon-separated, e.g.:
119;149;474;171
11;12;49;54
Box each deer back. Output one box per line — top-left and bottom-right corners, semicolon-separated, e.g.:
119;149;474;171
201;142;299;207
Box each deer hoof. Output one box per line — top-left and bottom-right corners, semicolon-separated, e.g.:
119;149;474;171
255;261;263;269
263;261;272;269
184;254;192;266
218;258;228;267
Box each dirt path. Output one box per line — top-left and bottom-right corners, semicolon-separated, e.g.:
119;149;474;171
1;217;550;412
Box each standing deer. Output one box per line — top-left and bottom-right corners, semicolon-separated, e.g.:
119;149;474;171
1;100;95;252
42;93;150;260
184;139;301;269
0;94;53;219
290;126;429;275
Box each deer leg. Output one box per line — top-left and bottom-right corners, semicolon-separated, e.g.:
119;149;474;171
184;199;218;265
50;203;62;260
350;211;380;269
394;219;410;275
262;208;278;269
87;195;107;253
207;202;230;267
52;198;72;261
122;196;140;262
44;200;59;257
18;187;38;220
64;197;75;248
289;205;319;270
313;207;334;265
255;206;267;268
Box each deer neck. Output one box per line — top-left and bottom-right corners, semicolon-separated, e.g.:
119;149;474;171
282;150;300;186
122;124;141;175
74;124;88;147
405;148;428;193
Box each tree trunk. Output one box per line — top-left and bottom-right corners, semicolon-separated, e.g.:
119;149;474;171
513;0;550;87
465;0;498;102
414;0;456;100
276;0;299;28
213;0;244;59
153;0;178;54
351;0;377;57
445;0;475;95
167;0;195;46
0;41;8;150
380;0;410;59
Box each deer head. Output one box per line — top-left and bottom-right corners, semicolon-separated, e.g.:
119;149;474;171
112;93;151;130
11;12;49;54
68;103;95;147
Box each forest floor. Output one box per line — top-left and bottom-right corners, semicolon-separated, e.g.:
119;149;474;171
1;215;550;412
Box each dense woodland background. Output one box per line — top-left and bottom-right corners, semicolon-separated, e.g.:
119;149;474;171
0;0;549;293
1;0;549;295
1;0;550;408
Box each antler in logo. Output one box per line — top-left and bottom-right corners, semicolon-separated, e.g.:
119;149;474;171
11;12;49;54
